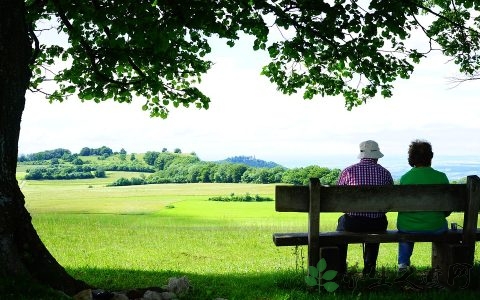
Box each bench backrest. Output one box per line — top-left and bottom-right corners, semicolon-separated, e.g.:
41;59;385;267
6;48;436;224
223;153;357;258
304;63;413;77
276;184;469;213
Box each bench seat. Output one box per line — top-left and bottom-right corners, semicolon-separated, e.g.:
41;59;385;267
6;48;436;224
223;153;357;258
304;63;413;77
273;229;480;247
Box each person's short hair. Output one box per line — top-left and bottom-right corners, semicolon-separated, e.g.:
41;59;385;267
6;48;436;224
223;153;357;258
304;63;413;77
408;139;433;167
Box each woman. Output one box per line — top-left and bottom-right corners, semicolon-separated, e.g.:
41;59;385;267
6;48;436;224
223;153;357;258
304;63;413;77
397;139;450;273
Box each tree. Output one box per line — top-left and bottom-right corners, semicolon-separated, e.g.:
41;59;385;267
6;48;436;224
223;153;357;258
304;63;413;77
2;0;480;296
154;152;176;171
72;158;84;165
97;146;113;157
79;147;91;156
143;151;161;166
320;169;341;186
94;167;106;178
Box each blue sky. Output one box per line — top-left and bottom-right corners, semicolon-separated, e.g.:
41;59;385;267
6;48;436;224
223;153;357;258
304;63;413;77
19;34;480;169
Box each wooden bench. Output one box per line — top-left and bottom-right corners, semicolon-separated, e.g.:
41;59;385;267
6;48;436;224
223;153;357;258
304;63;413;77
273;175;480;283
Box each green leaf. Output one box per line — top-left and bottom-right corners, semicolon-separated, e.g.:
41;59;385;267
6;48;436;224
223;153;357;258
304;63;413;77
323;281;339;292
321;270;338;281
64;85;76;93
308;266;318;278
305;276;318;287
317;258;327;273
81;92;93;100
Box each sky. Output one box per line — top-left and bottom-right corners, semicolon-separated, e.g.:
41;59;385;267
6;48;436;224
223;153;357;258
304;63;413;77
18;32;480;170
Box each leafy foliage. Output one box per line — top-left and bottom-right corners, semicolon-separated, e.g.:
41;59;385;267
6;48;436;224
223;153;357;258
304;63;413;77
24;165;96;180
143;151;161;166
79;146;113;157
26;1;480;114
28;0;245;117
305;258;339;292
241;166;285;184
281;166;341;185
18;148;72;162
108;176;146;187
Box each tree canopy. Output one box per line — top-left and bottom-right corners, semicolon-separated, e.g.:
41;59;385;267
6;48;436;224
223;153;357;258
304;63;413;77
28;0;480;115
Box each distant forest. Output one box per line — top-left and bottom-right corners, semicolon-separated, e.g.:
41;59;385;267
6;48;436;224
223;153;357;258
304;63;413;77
220;156;280;168
17;147;341;186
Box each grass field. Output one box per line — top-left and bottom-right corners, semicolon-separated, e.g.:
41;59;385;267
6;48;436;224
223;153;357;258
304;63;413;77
12;172;480;299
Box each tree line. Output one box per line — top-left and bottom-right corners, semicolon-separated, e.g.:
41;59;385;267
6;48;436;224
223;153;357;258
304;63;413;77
18;146;116;162
19;148;341;185
111;150;341;186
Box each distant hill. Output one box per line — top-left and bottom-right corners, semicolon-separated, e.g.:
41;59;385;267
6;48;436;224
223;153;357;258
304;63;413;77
220;155;283;168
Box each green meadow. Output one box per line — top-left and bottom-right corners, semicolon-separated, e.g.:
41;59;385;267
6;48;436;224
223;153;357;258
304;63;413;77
14;171;480;299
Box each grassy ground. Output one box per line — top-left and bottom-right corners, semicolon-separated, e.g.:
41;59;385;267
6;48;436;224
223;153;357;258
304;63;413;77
11;173;480;299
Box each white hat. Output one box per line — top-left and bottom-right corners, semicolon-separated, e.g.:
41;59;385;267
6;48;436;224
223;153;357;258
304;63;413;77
357;140;384;159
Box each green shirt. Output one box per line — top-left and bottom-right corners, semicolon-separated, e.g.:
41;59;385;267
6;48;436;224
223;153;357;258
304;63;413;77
396;167;449;232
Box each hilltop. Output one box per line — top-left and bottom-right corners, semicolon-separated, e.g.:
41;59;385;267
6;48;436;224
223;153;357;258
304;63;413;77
218;155;282;168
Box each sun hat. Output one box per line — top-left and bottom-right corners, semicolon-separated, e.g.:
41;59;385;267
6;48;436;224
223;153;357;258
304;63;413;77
357;140;384;159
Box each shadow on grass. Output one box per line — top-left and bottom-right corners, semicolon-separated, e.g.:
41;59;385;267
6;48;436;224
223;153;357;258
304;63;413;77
0;276;71;300
2;265;479;300
68;264;480;300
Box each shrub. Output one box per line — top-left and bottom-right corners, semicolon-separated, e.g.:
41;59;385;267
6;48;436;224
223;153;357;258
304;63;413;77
94;168;106;178
208;193;273;202
24;166;95;180
108;177;146;187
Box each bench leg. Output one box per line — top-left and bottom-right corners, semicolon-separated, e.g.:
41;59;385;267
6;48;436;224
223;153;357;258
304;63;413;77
319;246;341;274
432;242;475;288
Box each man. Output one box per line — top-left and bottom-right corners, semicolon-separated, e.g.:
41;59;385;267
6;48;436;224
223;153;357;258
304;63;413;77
397;139;449;273
336;140;394;277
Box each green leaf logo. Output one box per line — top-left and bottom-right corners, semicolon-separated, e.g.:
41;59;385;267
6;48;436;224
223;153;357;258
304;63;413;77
304;258;339;292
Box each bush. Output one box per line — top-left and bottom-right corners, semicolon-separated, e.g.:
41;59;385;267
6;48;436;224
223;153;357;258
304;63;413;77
72;158;84;165
24;166;95;180
108;177;146;187
102;163;154;173
208;193;273;202
94;168;106;178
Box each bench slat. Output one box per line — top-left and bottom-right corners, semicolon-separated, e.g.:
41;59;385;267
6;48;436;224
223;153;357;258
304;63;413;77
272;229;480;246
275;184;467;213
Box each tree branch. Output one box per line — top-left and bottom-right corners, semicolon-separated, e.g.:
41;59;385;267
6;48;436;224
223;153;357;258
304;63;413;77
90;0;147;79
51;0;143;87
446;73;480;88
28;22;40;64
28;86;53;97
408;0;480;34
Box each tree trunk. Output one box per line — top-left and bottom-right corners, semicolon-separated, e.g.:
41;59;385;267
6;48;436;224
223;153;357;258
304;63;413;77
0;0;88;295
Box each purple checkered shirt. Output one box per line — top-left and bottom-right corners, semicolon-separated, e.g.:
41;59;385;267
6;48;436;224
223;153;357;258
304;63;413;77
337;158;394;218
